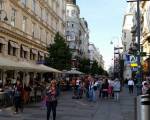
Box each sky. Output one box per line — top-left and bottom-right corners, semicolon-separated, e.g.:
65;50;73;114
77;0;127;70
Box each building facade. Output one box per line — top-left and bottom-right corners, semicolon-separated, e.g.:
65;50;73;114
140;2;150;77
121;3;137;79
88;43;104;69
65;0;89;69
79;18;89;59
0;0;66;86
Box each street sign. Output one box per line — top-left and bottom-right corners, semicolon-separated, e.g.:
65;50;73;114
130;63;138;67
130;55;137;63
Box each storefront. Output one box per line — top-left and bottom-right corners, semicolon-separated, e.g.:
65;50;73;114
0;57;62;87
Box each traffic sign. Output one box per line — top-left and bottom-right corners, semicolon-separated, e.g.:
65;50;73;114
130;63;138;67
130;55;137;63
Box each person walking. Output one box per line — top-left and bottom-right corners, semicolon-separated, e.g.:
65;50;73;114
113;78;121;101
142;81;149;95
13;80;23;114
128;78;134;94
102;79;109;99
88;76;96;102
46;82;57;120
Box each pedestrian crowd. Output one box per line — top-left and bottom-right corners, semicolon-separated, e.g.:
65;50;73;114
2;75;150;120
70;75;121;102
125;78;150;95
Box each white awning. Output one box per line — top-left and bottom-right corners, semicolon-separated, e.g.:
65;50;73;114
22;45;30;52
39;51;44;57
10;41;19;49
0;38;7;44
65;69;84;75
0;56;62;73
37;64;62;73
31;49;38;55
0;57;22;70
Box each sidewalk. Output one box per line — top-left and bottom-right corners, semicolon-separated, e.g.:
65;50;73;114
0;87;136;120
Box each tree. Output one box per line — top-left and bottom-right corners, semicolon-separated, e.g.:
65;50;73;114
79;58;91;74
46;32;72;70
90;60;99;75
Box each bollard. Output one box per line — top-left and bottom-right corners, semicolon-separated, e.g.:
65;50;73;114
140;94;150;120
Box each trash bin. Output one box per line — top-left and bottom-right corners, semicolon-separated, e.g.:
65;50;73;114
140;94;150;120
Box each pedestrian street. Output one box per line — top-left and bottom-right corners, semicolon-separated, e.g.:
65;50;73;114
0;87;135;120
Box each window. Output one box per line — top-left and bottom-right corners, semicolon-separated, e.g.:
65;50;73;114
66;10;69;16
11;8;16;27
0;1;3;9
46;32;48;44
8;42;11;55
45;11;48;22
30;50;36;60
40;7;43;19
66;21;69;27
22;16;27;32
21;0;27;6
32;22;36;37
72;24;74;28
0;43;2;53
12;47;17;56
32;0;36;12
71;10;75;16
38;54;43;61
20;46;28;59
8;41;18;56
39;28;42;40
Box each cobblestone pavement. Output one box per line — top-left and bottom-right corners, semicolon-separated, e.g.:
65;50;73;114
0;87;136;120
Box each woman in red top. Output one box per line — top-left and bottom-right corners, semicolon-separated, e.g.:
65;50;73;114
46;82;57;120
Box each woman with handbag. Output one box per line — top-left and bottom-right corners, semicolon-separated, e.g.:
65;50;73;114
46;82;57;120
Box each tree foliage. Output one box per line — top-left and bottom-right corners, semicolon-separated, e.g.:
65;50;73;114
79;58;91;74
79;59;106;76
46;32;72;70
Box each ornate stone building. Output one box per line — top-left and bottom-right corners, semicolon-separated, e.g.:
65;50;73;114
0;0;66;85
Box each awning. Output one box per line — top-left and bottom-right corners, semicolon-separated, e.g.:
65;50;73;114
39;51;44;57
0;56;62;73
22;45;30;52
0;38;7;44
10;41;19;49
37;64;62;73
31;49;38;54
0;57;22;70
65;69;84;75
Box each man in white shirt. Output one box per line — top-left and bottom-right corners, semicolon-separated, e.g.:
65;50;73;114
128;79;134;94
